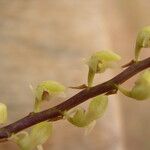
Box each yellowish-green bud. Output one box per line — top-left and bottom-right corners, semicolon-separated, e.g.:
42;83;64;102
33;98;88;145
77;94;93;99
131;69;150;100
135;26;150;61
67;108;87;127
13;122;52;150
67;95;108;128
118;70;150;100
86;95;108;122
0;103;7;124
35;80;65;101
34;80;65;112
87;50;121;87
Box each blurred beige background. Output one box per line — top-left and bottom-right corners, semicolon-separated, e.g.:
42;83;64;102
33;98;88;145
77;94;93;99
0;0;150;150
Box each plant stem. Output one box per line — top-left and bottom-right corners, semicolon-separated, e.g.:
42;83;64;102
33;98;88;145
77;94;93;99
0;57;149;140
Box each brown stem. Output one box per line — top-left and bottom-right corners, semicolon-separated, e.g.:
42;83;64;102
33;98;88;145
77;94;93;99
121;59;135;68
0;57;149;140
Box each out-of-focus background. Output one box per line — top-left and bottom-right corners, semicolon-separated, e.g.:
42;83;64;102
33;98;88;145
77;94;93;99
0;0;150;150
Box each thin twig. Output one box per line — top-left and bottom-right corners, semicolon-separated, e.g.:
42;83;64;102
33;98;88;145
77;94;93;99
0;57;149;140
121;59;135;68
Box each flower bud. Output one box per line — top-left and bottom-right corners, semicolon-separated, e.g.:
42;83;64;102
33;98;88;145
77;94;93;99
131;69;150;100
13;122;52;150
0;103;7;124
118;70;150;100
67;95;108;128
135;26;150;61
86;95;108;122
35;80;65;101
87;50;121;87
34;80;65;112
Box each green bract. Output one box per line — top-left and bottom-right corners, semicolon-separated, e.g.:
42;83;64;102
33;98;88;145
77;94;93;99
34;80;65;112
118;69;150;100
0;103;7;124
67;95;108;128
67;108;87;127
86;95;108;122
35;80;65;101
14;122;52;150
135;26;150;61
87;51;121;87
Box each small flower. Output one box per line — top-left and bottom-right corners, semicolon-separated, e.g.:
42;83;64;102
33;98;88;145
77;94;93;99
135;26;150;61
87;50;121;87
13;122;52;150
118;69;150;100
34;80;65;112
0;103;7;124
66;95;108;131
35;80;65;101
